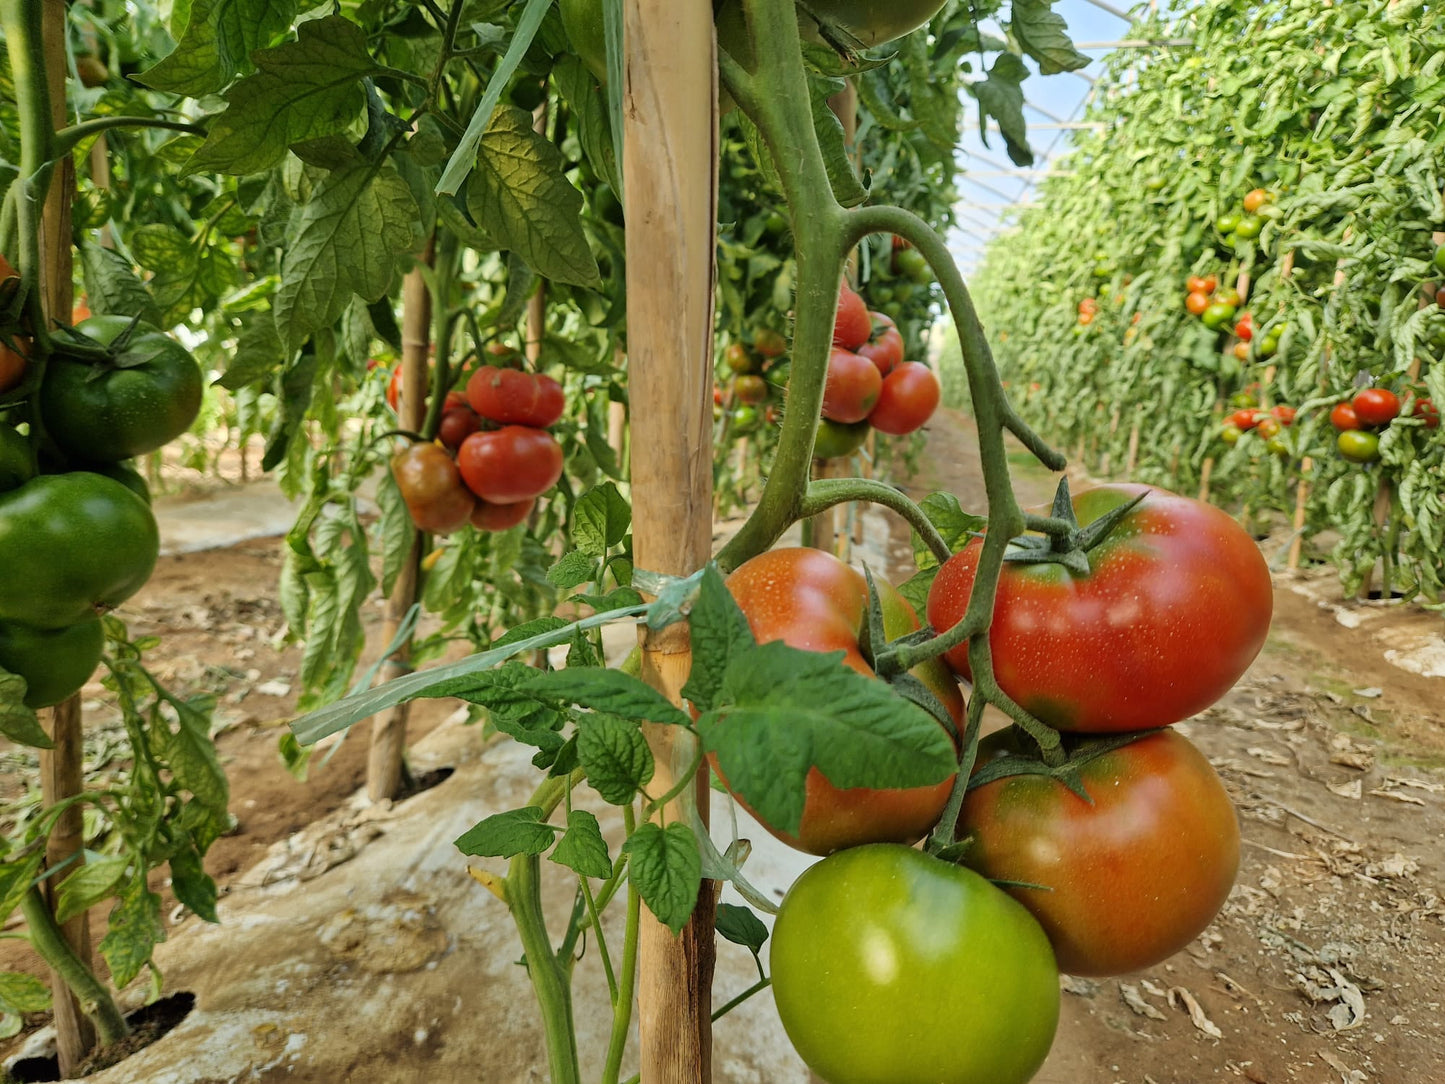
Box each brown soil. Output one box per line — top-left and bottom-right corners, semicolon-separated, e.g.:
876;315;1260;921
2;409;1443;1082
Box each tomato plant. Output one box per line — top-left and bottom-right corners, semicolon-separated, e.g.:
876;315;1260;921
770;844;1058;1084
927;484;1272;733
959;728;1240;976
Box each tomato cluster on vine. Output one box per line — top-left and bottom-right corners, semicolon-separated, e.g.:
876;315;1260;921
819;283;941;453
388;347;566;535
1329;385;1437;465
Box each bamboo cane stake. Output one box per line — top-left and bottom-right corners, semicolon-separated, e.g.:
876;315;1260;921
367;249;433;801
624;2;718;1079
34;1;98;1070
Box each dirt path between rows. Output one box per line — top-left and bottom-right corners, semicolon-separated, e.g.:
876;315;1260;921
2;408;1442;1082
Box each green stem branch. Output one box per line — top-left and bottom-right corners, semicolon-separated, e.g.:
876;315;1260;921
801;477;952;564
711;976;771;1022
53;116;206;156
21;888;129;1045
600;805;640;1084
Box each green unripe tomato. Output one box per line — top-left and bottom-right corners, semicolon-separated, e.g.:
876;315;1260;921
893;247;931;286
41;315;203;463
0;473;159;629
1435;246;1445;275
1221;424;1243;445
1201;302;1238;330
1337;429;1381;463
771;844;1059;1084
1233;214;1263;240
813;418;870;459
0;617;104;708
1215;212;1241;234
730;405;760;434
559;0;607;81
800;0;948;46
1265;435;1289;456
0;424;33;494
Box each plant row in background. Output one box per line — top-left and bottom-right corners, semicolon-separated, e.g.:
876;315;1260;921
972;0;1445;603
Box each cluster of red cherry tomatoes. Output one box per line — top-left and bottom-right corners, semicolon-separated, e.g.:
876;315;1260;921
819;283;941;453
1329;386;1438;463
1222;401;1296;455
387;351;565;535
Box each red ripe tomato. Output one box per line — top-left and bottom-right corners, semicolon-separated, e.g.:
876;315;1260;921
1229;408;1264;430
1077;310;1095;326
1413;397;1440;429
1330;402;1361;431
1256;416;1281;438
857;321;904;376
1186;274;1217;295
1232;341;1250;361
391;443;475;534
457;427;564;504
723;548;962;855
1270;405;1296;426
467;366;566;428
0;336;26;396
437;405;481;450
822;348;883;424
471;496;535;532
1077;297;1098;315
1351;387;1400;426
1234;314;1253;341
1184;291;1210;316
832;283;872;351
386;365;403;412
1242;187;1271;214
868;362;940;436
959;728;1239;976
926;484;1272;733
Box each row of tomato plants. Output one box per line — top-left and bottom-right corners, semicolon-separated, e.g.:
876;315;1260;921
973;0;1445;603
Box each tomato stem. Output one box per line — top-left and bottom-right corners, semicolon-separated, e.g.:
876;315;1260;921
600;804;640;1084
20;887;129;1045
801;477;951;563
710;976;772;1022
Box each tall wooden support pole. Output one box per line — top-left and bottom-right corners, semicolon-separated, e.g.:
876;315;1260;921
623;1;718;1080
367;255;432;801
38;0;96;1071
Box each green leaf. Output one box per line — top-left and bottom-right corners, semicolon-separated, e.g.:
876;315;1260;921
55;854;131;925
436;0;554;195
552;54;619;192
680;566;755;715
421;663;566;750
911;491;986;570
973;52;1033;167
624;822;701;936
78;240;159;325
549;809;612;879
0;971;50;1015
376;468;417;597
169;842;219;923
548;550;598;590
162;697;230;817
138;0;301;97
0;854;42;927
808;75;869;208
715;902;768;953
273;159;421;353
215;310;285;391
465;107;602;288
697;640;956;836
525;669;691;728
576;714;655;805
454;806;557;858
0;671;52;749
99;878;166;990
184;15;380;176
1011;0;1089;76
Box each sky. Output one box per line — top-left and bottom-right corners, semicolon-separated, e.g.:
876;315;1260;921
948;0;1139;278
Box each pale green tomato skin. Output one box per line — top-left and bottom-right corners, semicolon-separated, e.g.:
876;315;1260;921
770;843;1060;1084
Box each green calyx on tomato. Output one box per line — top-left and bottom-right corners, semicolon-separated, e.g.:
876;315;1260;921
927;480;1273;734
0;617;105;709
41;315;203;463
720;548;962;855
771;843;1059;1084
958;727;1240;977
0;472;160;629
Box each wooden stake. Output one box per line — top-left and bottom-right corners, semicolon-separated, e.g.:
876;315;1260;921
367;252;433;801
1197;456;1214;503
1125;423;1140;475
35;2;97;1072
624;2;718;1080
1287;456;1312;571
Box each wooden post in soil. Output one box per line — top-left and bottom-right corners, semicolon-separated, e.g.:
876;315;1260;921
37;0;97;1071
366;254;432;802
623;1;718;1080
